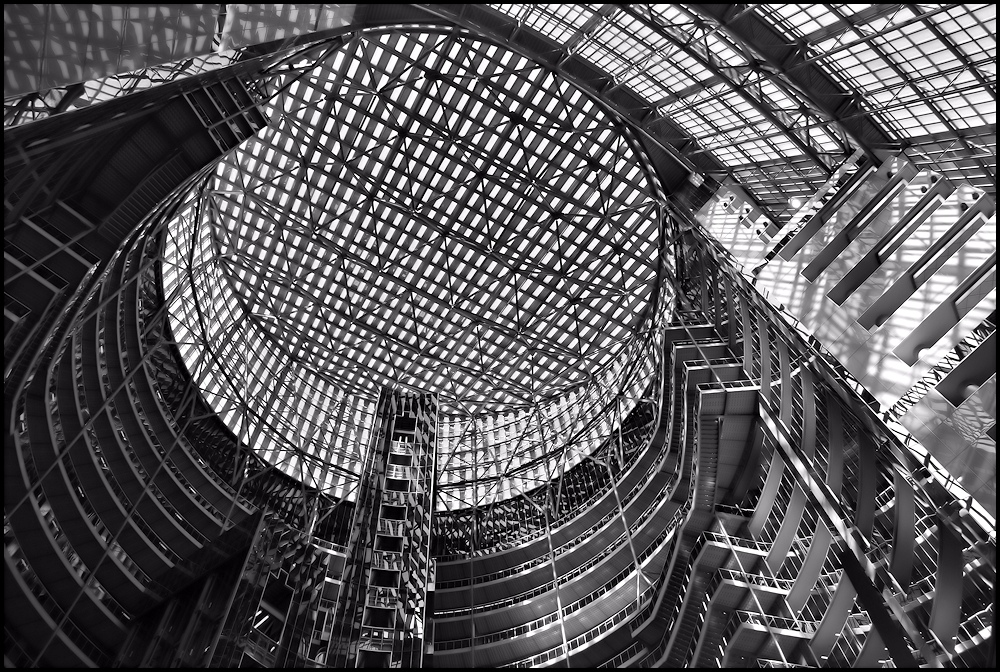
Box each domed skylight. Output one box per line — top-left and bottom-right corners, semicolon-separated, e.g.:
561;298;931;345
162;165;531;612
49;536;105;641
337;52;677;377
161;28;666;504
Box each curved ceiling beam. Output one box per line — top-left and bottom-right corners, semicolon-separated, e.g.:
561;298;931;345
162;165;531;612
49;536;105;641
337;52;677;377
823;3;996;191
618;5;841;173
690;3;893;160
406;3;733;198
615;4;853;220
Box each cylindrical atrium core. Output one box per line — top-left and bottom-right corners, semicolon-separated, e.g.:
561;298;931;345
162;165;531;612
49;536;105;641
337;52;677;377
160;28;669;510
4;4;995;669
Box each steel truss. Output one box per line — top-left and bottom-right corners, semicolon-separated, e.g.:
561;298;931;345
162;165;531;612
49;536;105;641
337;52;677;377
160;26;670;517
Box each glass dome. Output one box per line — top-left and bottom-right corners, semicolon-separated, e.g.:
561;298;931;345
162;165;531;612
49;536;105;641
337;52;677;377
161;27;668;507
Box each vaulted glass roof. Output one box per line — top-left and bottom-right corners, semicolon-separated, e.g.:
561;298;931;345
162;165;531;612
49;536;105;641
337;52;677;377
148;3;994;509
488;3;995;216
162;27;666;505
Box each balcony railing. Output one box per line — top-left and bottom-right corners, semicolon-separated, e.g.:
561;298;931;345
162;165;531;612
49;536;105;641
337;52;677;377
377;519;405;537
385;464;411;481
434;482;677;617
500;583;657;668
372;550;402;570
366;586;398;609
358;629;396;652
4;518;113;667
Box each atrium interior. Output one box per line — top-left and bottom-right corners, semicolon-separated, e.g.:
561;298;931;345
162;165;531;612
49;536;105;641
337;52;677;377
4;4;996;668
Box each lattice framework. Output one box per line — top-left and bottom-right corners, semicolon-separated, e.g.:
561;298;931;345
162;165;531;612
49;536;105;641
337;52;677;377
162;27;668;509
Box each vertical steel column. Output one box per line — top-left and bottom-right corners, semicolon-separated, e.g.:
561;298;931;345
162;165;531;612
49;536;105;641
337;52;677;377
331;386;438;667
328;386;388;667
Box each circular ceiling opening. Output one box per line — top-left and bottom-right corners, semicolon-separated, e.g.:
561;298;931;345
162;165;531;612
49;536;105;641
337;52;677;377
162;28;665;503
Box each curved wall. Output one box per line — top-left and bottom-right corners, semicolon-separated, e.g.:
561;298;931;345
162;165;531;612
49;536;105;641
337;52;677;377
4;5;995;669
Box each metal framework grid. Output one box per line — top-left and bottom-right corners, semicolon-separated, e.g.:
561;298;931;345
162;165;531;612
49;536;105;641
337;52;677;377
488;3;996;219
2;4;366;128
160;27;669;511
11;0;990;519
755;4;996;195
3;4;225;126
